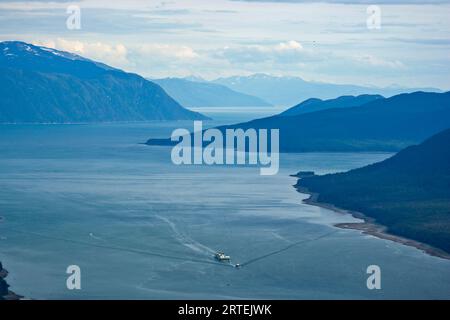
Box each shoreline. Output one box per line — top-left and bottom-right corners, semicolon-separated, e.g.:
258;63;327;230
294;185;450;261
0;219;25;300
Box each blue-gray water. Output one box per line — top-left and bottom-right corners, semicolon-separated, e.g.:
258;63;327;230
0;112;449;299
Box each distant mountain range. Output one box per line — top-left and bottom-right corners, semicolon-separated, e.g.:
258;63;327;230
296;128;450;254
152;77;272;108
0;41;206;123
213;74;442;107
147;91;450;153
280;94;384;116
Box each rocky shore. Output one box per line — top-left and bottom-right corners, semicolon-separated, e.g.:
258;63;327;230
0;262;22;300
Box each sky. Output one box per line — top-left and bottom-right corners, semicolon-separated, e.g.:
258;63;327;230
0;0;449;89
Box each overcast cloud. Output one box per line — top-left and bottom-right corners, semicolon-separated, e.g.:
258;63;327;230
0;0;449;89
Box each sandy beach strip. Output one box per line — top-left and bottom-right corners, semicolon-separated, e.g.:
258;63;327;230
295;185;450;261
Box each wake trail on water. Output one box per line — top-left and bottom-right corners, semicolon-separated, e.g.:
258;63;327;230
239;230;339;267
5;226;339;269
155;215;216;256
88;232;103;241
8;228;232;268
270;231;291;243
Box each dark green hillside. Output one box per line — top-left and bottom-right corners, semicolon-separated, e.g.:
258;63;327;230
147;91;450;153
297;128;450;253
0;41;206;122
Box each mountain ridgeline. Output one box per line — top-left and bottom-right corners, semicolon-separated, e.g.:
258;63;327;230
213;74;441;106
152;77;272;108
296;128;450;254
280;94;384;116
147;91;450;153
0;41;207;123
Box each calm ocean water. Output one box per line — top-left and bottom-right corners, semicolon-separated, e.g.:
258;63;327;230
1;110;449;299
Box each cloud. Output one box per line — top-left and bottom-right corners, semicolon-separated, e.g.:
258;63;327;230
32;38;202;69
231;0;450;4
385;38;450;46
352;54;405;69
1;0;449;88
213;40;312;64
275;40;303;51
135;43;199;60
33;38;131;68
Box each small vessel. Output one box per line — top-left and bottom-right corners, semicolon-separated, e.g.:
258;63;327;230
214;252;231;261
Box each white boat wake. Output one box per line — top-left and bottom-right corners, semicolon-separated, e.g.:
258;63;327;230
155;215;216;256
89;232;103;241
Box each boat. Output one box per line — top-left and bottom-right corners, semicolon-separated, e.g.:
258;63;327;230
214;252;231;261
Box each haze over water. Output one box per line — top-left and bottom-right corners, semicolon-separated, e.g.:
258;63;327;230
1;111;449;299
